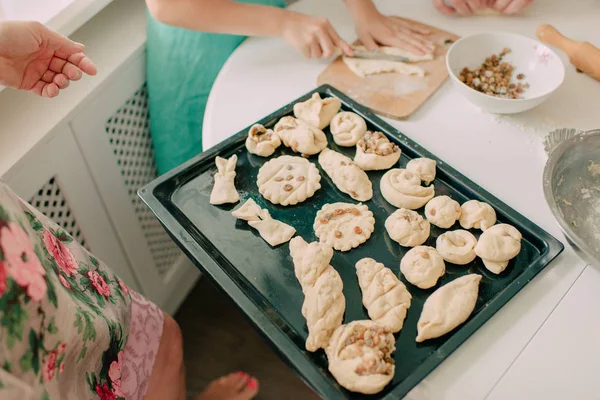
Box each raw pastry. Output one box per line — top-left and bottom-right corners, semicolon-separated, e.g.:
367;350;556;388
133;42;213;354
326;320;396;394
330;111;367;147
475;224;522;274
274;116;328;156
289;236;333;289
293;92;341;130
210;155;240;205
231;199;295;247
406;158;437;185
353;45;435;63
289;237;345;352
257;156;321;206
380;169;435;209
459;200;497;231
416;274;482;342
355;258;412;333
245;123;281;157
425;196;461;229
385;209;430;247
436;230;478;265
354;131;401;171
318;148;373;201
343;57;425;78
400;246;446;289
314;203;375;251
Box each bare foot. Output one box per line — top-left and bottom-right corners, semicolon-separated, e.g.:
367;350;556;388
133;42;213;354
195;372;259;400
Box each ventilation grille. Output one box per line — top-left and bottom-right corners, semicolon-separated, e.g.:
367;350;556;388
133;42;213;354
29;177;90;250
105;85;181;278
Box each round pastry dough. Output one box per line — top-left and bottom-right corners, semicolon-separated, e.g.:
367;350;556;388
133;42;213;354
475;224;522;274
314;203;375;251
459;200;497;231
293;92;341;130
425;196;461;229
436;230;478;265
257;156;321;206
354;131;401;171
400;246;446;289
318;148;372;201
326;320;396;395
385;209;430;247
406;158;436;185
380;169;435;209
416;274;482;342
330;112;367;147
245;124;281;157
274;116;327;156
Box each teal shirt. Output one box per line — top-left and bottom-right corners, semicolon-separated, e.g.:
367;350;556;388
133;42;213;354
146;0;286;175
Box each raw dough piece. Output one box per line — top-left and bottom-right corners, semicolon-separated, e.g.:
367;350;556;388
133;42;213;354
353;45;435;63
459;200;497;231
436;230;478;265
318;148;373;201
475;224;522;274
416;274;482;342
274;116;328;156
380;169;435;209
326;320;396;394
400;246;446;289
231;199;295;246
385;209;430;247
314;203;375;251
406;158;437;185
257;155;321;206
425;196;461;229
210;155;240;205
330;111;367;147
354;131;401;171
289;236;334;289
475;8;503;16
343;57;425;78
245;124;281;157
293;92;341;130
355;258;412;333
289;237;345;352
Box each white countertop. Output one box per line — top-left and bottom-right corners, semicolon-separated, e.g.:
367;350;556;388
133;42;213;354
202;0;600;398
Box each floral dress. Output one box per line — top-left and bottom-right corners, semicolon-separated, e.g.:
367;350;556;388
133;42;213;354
0;182;164;400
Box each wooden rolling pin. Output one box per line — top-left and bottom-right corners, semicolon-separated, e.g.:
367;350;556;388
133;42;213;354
536;24;600;81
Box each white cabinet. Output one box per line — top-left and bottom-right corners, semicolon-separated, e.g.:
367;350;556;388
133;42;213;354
69;51;200;313
3;124;141;293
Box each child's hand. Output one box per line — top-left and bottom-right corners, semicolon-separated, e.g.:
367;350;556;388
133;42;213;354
433;0;489;16
282;12;353;59
353;10;434;55
489;0;533;14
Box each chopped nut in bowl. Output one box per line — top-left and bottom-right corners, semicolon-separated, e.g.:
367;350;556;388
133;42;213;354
446;32;565;114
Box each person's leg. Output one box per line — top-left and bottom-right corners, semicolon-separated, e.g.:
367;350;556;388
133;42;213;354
144;312;259;400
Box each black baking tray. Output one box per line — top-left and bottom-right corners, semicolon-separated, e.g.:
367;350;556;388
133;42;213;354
139;85;563;399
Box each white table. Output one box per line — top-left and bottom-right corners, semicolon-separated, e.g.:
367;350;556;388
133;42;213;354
203;1;600;398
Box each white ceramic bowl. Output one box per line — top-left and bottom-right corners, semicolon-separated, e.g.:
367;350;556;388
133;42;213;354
446;32;565;114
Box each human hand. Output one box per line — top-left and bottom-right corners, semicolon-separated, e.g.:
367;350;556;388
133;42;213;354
0;21;96;98
281;12;353;59
489;0;533;14
353;9;434;55
433;0;489;16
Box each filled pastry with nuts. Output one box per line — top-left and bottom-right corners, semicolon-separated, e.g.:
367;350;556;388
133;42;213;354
354;131;401;171
245;123;281;157
326;320;396;394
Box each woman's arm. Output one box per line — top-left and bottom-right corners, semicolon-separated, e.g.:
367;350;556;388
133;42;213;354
146;0;353;58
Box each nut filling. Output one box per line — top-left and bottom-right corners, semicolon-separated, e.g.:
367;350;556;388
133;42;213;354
459;48;530;99
249;125;274;143
339;324;395;376
320;207;361;223
358;131;400;157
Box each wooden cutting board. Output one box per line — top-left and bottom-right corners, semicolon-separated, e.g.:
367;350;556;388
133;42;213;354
317;18;459;120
